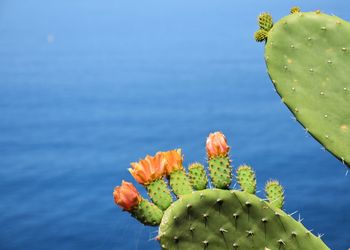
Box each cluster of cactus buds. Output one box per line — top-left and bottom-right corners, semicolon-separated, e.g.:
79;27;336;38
254;12;273;42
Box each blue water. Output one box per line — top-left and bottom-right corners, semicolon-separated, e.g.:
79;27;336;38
0;1;349;249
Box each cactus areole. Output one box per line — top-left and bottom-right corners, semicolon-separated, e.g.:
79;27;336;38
256;9;350;168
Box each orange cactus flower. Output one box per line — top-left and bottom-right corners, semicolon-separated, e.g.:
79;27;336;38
163;149;184;175
206;132;230;158
129;153;166;185
113;181;141;211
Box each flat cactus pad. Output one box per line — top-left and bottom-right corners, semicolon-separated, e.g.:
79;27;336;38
159;189;328;250
259;10;350;167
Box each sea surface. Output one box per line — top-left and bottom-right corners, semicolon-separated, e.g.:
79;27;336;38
0;1;349;249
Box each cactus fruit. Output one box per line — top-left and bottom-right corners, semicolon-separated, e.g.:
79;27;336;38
113;132;329;249
206;132;232;189
236;165;256;194
255;8;350;168
188;163;208;190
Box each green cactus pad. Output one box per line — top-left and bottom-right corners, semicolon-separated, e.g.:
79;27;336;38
188;163;208;190
265;180;285;209
236;165;257;194
260;10;350;167
258;12;273;31
159;189;328;250
131;199;163;226
146;179;173;210
208;156;232;189
169;170;192;197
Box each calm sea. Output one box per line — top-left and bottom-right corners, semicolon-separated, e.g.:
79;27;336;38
0;0;348;249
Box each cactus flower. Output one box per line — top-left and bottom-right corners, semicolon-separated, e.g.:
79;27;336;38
129;153;166;185
113;181;141;211
206;132;230;158
163;149;184;175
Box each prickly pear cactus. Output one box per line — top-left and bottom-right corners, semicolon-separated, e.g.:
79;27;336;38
113;132;329;249
255;8;350;168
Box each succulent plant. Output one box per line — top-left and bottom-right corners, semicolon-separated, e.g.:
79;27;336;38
255;7;350;168
113;132;329;249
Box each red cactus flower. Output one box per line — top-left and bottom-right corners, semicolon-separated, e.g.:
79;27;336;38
163;149;184;175
113;181;141;211
129;153;166;185
206;132;230;158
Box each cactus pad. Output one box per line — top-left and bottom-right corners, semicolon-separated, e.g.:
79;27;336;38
265;180;285;209
131;199;163;226
159;189;328;250
146;179;173;210
169;170;193;197
256;9;350;167
188;163;208;190
208;156;232;189
236;165;257;194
